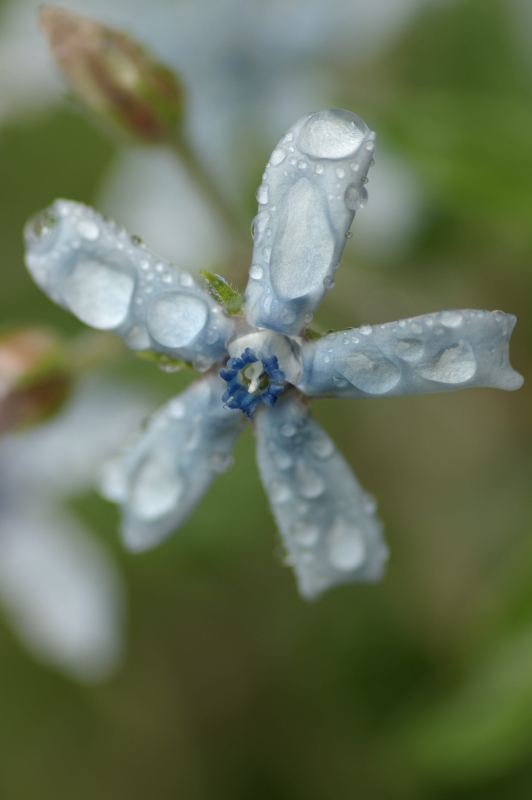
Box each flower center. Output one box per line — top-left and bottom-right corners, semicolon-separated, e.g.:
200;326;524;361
241;360;269;393
220;347;285;419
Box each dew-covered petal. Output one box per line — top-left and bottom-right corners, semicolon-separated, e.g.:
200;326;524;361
99;373;246;551
296;309;523;398
0;507;124;681
24;200;234;370
255;393;387;600
244;109;376;336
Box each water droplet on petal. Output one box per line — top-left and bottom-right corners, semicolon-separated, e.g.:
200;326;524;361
345;185;368;211
335;167;345;179
269;481;292;504
280;422;296;437
168;398;186;419
25;208;59;246
131;458;183;520
273;450;293;470
147;293;208;348
256;184;269;204
327;517;366;571
297;160;307;170
62;260;134;329
298;110;367;159
76;219;100;240
394;338;424;362
332;375;348;388
308;435;334;459
270;177;334;300
179;272;193;287
295;461;325;499
440;310;463;328
342;348;401;394
359;325;372;335
291;520;320;547
249;264;263;280
416;341;476;384
270;149;286;166
125;323;150;350
315;164;324;174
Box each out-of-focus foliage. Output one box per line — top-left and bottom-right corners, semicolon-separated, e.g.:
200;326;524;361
1;0;532;798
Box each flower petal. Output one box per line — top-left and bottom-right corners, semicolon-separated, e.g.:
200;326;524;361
24;199;234;370
99;373;246;551
296;309;523;398
255;393;387;600
244;109;376;336
0;507;124;681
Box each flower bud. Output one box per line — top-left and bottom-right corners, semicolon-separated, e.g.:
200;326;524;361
0;327;71;433
40;5;184;143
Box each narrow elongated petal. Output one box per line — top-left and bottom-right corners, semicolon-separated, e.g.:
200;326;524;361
99;373;245;551
24;200;234;370
244;109;375;336
296;309;523;398
255;393;387;600
0;508;124;681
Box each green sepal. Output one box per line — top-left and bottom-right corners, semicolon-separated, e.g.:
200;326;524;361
135;349;192;372
200;270;244;315
305;328;324;340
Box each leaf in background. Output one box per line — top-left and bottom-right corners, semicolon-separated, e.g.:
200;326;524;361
387;625;532;784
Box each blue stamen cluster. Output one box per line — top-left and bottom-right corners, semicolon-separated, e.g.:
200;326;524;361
220;347;285;419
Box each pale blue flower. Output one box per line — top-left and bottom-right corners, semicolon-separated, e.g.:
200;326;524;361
24;109;523;599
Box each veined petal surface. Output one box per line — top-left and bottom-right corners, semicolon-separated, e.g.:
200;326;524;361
244;109;376;336
24;200;234;370
296;309;523;399
255;393;387;600
99;373;245;551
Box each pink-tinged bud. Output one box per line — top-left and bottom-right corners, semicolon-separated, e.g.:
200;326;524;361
40;6;183;143
0;327;71;433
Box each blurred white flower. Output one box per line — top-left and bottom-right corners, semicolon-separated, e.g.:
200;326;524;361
99;148;231;272
0;377;151;680
354;148;425;262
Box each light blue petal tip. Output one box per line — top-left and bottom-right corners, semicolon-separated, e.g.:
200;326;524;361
24;199;234;370
255;392;387;600
99;373;245;552
297;309;523;398
244;109;376;336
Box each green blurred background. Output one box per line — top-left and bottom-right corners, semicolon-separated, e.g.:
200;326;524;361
1;0;532;797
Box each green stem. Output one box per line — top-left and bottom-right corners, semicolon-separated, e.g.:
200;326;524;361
169;129;248;252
